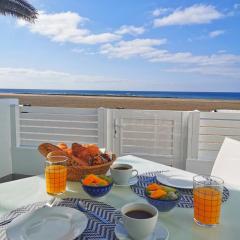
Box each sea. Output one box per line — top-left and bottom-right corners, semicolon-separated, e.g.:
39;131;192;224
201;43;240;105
0;89;240;100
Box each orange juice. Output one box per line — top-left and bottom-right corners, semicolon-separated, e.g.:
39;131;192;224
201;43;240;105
45;165;67;194
193;187;222;225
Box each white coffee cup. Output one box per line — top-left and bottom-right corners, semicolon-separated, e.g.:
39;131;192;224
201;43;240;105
119;202;158;240
110;163;138;185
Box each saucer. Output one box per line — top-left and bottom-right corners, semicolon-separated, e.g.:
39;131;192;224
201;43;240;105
114;176;138;187
115;222;169;240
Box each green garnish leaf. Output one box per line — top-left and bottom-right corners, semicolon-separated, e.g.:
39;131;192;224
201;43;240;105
145;189;151;195
99;175;113;184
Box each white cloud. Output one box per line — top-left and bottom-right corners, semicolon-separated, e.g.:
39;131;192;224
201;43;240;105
152;8;170;17
71;48;85;54
115;25;145;35
154;4;224;27
100;38;167;59
18;11;121;44
100;39;239;66
148;52;240;66
71;48;96;55
234;3;240;9
218;50;227;54
0;67;126;89
209;30;225;38
150;51;240;78
165;66;240;78
99;38;240;78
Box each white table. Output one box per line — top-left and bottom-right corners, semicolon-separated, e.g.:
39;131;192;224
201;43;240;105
0;155;239;240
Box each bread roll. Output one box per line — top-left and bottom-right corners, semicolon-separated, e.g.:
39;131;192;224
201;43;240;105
38;143;62;157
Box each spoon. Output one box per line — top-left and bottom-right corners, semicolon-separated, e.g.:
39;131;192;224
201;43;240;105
76;200;110;224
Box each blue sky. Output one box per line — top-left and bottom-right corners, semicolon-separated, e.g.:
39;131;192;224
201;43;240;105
0;0;240;91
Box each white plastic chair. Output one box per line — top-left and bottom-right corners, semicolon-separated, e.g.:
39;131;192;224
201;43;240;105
211;137;240;186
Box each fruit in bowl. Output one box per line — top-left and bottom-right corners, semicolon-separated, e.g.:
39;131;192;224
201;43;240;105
145;183;181;212
81;174;113;197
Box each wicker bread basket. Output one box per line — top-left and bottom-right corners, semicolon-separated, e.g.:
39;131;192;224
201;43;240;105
38;143;116;182
67;155;116;181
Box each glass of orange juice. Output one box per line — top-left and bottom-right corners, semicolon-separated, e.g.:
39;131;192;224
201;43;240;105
45;155;68;195
193;175;224;227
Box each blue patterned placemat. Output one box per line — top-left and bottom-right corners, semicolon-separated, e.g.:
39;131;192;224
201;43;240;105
0;198;120;240
131;171;230;208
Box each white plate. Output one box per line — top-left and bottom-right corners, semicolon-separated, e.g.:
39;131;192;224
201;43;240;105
156;174;193;189
114;176;138;187
6;206;88;240
115;222;169;240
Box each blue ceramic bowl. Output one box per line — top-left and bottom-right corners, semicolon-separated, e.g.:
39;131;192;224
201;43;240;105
145;191;181;212
82;182;113;197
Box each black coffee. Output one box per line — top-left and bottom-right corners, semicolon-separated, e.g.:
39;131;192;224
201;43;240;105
125;210;153;219
114;167;130;170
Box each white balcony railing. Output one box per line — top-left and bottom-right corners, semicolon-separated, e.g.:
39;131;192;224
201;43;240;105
19;106;100;147
1;98;240;178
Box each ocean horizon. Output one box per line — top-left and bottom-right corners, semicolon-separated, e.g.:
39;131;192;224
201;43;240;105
0;89;240;100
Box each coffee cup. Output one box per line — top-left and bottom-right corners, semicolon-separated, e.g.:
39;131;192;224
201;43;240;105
110;163;138;185
118;202;158;240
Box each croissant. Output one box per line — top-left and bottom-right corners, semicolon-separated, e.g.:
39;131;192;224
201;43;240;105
38;143;63;157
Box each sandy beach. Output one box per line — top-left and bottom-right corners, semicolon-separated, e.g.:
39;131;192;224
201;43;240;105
0;93;240;111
